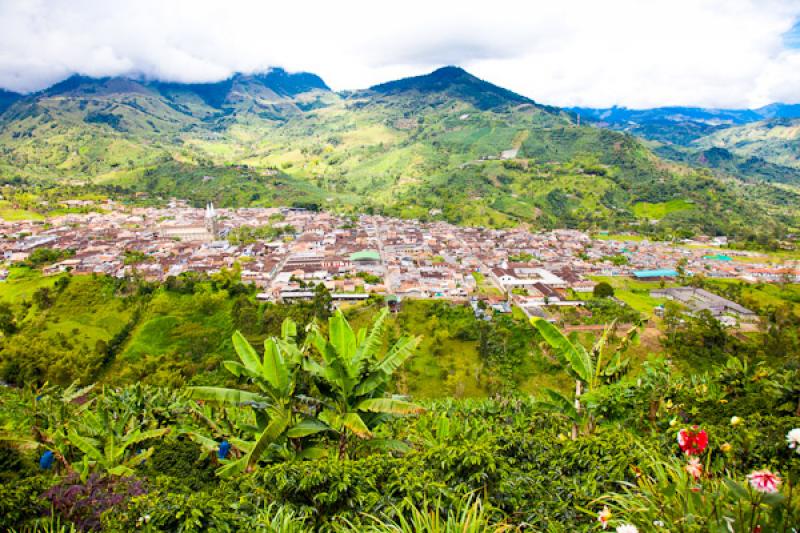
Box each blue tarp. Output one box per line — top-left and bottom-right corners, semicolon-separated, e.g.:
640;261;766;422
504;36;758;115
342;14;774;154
633;269;678;278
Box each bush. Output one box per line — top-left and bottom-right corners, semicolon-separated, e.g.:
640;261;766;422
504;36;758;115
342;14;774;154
42;474;146;532
593;281;614;298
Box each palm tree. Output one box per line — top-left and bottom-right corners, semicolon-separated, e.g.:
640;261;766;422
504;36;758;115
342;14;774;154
188;318;327;476
305;308;423;458
530;318;638;439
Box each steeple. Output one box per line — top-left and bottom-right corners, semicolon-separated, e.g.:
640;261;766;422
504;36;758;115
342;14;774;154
205;202;218;237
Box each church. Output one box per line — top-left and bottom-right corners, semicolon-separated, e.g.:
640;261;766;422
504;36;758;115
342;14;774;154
159;203;219;242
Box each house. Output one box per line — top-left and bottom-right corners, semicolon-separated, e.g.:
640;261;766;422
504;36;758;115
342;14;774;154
650;287;756;321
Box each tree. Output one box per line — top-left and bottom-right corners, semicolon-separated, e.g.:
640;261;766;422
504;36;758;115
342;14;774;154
530;318;638;439
593;281;614;298
32;287;53;309
311;283;333;320
305;308;422;458
0;302;16;335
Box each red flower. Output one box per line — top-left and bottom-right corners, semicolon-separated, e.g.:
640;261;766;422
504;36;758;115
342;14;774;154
677;426;708;456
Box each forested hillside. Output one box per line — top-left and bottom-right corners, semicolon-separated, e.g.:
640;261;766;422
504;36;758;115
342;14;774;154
1;67;797;240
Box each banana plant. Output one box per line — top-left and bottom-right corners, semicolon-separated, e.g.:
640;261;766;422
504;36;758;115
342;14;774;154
188;318;327;476
0;382;95;472
66;399;168;478
530;318;638;439
305;308;423;458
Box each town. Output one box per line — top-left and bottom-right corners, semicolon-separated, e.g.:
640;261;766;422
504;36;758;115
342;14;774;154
2;200;797;322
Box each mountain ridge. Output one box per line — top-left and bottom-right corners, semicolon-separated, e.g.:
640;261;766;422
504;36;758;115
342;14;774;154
0;66;795;240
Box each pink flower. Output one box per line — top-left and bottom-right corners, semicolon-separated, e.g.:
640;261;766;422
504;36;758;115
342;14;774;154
747;469;781;494
685;457;703;480
598;506;612;529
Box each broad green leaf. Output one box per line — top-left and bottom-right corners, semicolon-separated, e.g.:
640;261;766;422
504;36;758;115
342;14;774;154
188;386;269;406
360;438;412;453
107;464;135;477
287;418;330;438
531;318;593;383
280;318;297;340
536;388;579;421
243;409;290;469
341;412;371;438
353;308;388;367
67;429;104;461
318;409;341;431
329;310;357;363
123;428;169;448
357;397;424;415
217;456;249;478
182;431;219;452
223;360;259;380
262;338;290;394
374;335;420;376
296;446;328;460
232;331;262;374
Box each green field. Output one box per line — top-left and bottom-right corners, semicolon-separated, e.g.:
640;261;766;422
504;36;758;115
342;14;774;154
589;275;677;317
632;199;694;219
0;200;44;221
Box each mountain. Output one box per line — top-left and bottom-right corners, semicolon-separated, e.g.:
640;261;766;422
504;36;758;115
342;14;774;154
0;89;22;113
571;104;800;181
754;103;800;119
0;67;796;239
367;66;542;111
573;106;762;126
694;117;800;169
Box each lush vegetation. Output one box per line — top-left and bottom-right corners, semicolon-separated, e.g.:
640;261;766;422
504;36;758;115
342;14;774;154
0;68;797;240
0;268;799;531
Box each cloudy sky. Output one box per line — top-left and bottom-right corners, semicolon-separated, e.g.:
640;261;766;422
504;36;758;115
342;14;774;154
1;0;800;108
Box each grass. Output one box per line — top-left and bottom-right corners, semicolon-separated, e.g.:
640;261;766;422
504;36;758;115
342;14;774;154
589;275;677;317
704;279;800;315
472;271;502;296
0;267;58;305
632;199;694;219
0;273;132;356
106;288;236;383
0;200;44;221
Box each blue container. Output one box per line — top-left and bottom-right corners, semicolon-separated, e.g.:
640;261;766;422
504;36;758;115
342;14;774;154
39;450;54;470
218;440;231;460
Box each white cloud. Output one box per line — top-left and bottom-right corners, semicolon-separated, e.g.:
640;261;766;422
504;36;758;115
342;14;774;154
1;0;799;107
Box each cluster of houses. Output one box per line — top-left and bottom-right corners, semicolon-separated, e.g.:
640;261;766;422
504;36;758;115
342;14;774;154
0;202;797;313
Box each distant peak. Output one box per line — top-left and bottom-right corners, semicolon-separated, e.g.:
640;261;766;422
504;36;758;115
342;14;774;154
368;65;533;110
430;65;468;76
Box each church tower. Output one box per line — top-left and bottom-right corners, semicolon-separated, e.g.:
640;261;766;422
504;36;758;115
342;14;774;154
205;202;219;238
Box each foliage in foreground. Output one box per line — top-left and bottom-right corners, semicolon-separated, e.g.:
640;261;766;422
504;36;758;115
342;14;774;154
1;308;799;531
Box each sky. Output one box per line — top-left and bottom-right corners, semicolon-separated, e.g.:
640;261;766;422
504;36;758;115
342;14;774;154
1;0;800;108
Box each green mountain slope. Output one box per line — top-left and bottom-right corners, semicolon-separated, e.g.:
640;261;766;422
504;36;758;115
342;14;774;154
0;67;796;238
694;117;800;169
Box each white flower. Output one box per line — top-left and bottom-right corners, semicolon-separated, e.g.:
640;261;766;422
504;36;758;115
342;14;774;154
786;428;800;451
616;525;639;533
730;416;742;426
598;506;612;529
653;521;665;527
